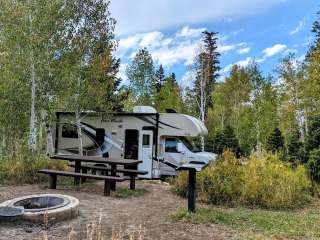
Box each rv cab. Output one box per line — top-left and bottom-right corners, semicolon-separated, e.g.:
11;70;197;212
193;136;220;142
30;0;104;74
156;136;216;176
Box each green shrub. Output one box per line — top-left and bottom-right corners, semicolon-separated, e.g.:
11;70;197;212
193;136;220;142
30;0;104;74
172;151;312;209
240;153;311;208
0;149;67;185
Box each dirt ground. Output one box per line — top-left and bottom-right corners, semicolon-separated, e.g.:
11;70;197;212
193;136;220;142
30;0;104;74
0;181;236;240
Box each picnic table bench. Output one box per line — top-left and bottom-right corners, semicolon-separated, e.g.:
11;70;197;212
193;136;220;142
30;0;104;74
38;155;147;196
38;169;125;196
69;164;148;190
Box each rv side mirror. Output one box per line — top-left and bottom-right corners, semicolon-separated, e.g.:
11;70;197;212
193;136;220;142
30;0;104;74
177;142;184;153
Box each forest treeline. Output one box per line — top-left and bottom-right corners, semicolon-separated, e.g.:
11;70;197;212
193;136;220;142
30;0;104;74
1;0;320;178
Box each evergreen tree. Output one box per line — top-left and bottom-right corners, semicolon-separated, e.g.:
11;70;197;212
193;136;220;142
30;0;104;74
306;148;320;181
287;129;305;164
266;128;284;152
306;115;320;152
212;126;240;156
154;64;165;93
156;73;182;112
194;31;220;117
126;48;155;105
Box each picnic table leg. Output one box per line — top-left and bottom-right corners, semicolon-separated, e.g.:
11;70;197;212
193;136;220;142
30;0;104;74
74;160;81;186
104;180;111;196
81;168;87;183
110;164;116;191
130;175;135;190
49;174;57;189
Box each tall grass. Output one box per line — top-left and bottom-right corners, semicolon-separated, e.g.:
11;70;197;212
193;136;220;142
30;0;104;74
41;212;146;240
0;147;67;185
172;151;312;209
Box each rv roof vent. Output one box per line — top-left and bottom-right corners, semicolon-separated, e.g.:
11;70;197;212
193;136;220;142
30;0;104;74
133;106;157;114
165;108;177;113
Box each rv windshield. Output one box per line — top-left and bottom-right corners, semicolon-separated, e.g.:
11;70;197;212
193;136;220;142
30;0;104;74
179;137;201;153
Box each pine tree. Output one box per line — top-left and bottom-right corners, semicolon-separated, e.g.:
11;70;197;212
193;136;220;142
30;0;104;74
193;31;220;150
126;48;155;105
156;73;182;112
266;128;284;152
306;148;320;181
287;129;305;164
306;115;320;152
212;125;240;156
154;64;165;93
194;31;220;116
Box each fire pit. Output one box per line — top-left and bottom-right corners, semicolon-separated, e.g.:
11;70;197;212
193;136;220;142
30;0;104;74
0;194;79;223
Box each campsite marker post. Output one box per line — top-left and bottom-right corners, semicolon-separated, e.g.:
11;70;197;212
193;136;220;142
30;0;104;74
177;163;209;212
188;168;196;212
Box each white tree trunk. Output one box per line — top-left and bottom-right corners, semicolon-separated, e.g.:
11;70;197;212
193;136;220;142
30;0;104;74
27;2;37;152
28;59;37;151
45;120;54;156
75;110;83;156
38;108;46;153
199;66;206;152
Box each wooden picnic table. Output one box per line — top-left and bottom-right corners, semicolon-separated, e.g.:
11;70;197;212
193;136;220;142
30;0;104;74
50;155;142;189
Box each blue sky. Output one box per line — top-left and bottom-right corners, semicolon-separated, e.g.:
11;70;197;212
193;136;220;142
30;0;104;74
110;0;319;87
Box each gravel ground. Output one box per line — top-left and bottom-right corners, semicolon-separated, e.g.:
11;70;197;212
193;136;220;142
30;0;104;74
0;181;236;240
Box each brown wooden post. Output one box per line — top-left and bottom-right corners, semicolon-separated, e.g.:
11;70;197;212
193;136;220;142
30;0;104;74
104;180;111;196
49;174;57;189
188;169;196;212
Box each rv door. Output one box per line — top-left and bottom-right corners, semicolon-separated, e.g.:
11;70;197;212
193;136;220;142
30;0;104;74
138;130;153;178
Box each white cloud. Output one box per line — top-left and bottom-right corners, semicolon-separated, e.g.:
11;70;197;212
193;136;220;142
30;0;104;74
117;26;208;67
176;26;206;38
282;48;298;55
237;47;250;54
289;19;304;36
297;54;306;62
218;42;248;54
219;44;236;53
110;0;287;35
181;70;196;87
220;57;253;74
117;63;128;85
139;31;164;47
151;42;198;66
262;44;287;58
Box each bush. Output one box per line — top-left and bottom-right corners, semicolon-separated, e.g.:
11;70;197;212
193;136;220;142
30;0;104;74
0;149;67;185
172;151;311;209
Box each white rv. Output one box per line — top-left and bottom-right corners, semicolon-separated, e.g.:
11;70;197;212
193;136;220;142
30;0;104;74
53;106;216;179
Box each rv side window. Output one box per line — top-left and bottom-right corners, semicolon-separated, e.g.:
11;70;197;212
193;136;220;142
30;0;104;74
142;134;150;147
165;138;178;153
62;124;78;138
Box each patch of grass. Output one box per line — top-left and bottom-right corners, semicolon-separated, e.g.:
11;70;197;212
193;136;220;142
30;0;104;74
170;204;320;239
114;187;148;198
0;150;67;185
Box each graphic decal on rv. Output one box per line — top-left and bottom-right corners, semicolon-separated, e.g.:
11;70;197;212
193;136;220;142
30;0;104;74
135;116;163;129
135;115;181;130
60;122;115;156
150;117;181;130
